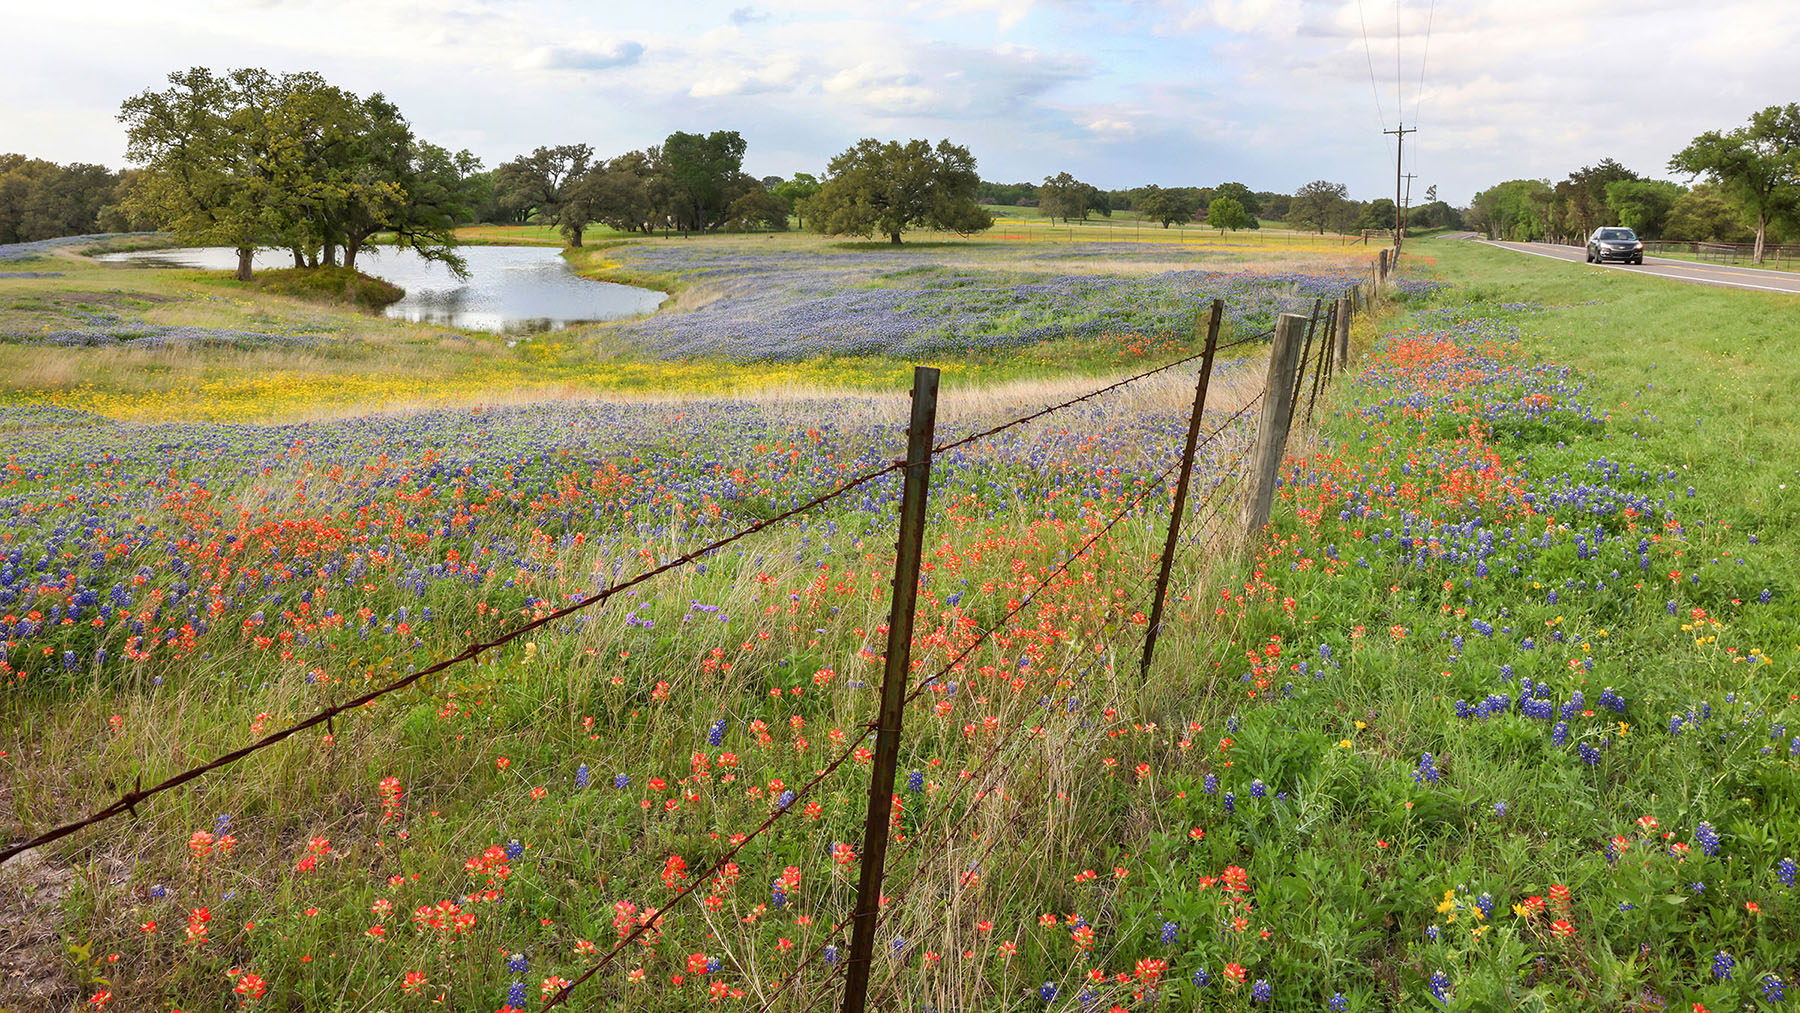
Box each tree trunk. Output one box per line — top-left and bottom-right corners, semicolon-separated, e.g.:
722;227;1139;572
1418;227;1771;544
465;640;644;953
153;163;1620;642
569;227;584;247
292;247;305;269
889;232;902;245
1754;216;1767;265
345;244;358;271
324;242;338;267
236;248;254;282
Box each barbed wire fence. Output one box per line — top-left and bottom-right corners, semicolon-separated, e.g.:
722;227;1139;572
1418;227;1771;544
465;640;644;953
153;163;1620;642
2;288;1365;1013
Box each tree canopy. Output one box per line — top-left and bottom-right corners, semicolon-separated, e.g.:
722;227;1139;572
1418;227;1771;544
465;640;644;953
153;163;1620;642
118;67;479;280
1669;104;1800;262
1288;180;1349;234
1136;185;1196;228
806;138;992;244
1205;196;1253;233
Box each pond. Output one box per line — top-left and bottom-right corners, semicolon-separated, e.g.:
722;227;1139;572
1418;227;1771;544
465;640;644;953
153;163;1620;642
96;245;667;333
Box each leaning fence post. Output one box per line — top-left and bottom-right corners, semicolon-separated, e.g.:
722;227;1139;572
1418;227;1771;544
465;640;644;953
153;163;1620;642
841;366;939;1013
1139;299;1223;678
1334;295;1352;370
1240;314;1306;545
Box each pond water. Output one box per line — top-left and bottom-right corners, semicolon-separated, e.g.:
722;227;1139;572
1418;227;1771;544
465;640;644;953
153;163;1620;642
96;245;667;333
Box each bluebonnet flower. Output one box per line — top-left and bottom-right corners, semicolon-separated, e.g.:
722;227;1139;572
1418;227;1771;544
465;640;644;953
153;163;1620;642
1427;970;1450;1003
1224;792;1236;814
1778;856;1797;888
1668;715;1684;735
776;790;797;810
1475;893;1494;918
1691;881;1706;894
1551;721;1569;746
149;884;166;899
1763;975;1786;1003
214;814;232;834
1414;752;1441;785
1204;773;1218;794
1330;993;1348;1011
506;953;528;974
504;839;525;860
1493;801;1508;817
1227;715;1241;733
707;718;727;747
574;764;590;788
892;937;906;956
1038;982;1059;1003
907;770;925;792
1193;968;1212;988
1694;822;1721;857
507;980;528;1007
707;957;721;973
1760;588;1772;604
614;773;631;789
772;876;788;909
1425;925;1440;942
1578;742;1600;766
1253;979;1272;1003
1250;779;1267;798
823;945;840;965
1160;921;1178;945
1712;951;1735;980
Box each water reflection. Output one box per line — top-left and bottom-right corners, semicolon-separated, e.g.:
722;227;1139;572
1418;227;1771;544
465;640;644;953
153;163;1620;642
98;245;666;333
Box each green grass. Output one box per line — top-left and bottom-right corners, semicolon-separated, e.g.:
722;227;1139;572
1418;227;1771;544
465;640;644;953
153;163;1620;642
1645;249;1800;274
2;232;1798;1011
236;265;406;311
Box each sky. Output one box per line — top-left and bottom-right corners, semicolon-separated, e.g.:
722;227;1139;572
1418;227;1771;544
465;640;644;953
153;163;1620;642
3;0;1796;205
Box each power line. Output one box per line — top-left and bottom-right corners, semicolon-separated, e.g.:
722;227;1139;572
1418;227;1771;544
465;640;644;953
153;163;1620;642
1394;0;1403;126
1355;0;1387;130
1414;0;1436;130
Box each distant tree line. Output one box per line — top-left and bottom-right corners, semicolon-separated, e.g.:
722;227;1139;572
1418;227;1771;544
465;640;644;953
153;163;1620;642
480;131;802;244
0;156;146;244
1467;104;1800;263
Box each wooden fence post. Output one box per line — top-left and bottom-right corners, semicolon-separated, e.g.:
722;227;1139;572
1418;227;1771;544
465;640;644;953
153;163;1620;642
1334;295;1352;369
841;366;939;1013
1139;299;1223;678
1239;314;1307;544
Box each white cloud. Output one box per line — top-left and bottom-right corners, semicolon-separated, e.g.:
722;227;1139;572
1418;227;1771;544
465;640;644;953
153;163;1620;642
536;40;646;71
4;0;1800;202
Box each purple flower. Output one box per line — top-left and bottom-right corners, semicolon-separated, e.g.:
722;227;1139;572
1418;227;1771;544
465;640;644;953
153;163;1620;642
1694;821;1721;857
1712;951;1735;980
1414;752;1441;784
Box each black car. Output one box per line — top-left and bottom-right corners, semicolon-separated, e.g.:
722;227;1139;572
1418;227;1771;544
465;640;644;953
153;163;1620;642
1586;227;1644;264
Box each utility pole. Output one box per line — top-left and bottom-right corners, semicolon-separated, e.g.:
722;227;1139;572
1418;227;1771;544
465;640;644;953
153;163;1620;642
1401;172;1417;239
1383;122;1415;247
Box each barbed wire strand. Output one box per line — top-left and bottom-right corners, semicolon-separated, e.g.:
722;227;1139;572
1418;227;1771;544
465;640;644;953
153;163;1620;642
930;328;1271;458
2;330;1272;866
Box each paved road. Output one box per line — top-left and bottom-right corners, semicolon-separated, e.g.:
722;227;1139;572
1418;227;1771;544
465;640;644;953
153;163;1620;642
1447;234;1800;296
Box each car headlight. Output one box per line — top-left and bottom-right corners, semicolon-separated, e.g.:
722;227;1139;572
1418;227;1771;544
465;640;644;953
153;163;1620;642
1633;242;1643;250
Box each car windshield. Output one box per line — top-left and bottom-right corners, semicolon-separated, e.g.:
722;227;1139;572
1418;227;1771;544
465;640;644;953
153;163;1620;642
1598;228;1637;241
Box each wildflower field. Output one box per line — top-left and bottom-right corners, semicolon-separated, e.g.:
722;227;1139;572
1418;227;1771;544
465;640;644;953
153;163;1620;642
1;235;1797;1013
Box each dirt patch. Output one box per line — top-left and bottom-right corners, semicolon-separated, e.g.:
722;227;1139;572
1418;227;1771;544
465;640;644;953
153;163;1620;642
0;850;77;1010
